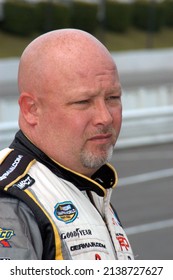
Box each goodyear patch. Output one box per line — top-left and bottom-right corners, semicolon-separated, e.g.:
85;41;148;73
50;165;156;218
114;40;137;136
54;201;78;224
0;227;15;248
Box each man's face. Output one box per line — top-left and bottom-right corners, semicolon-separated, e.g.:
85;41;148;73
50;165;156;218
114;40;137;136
38;59;122;176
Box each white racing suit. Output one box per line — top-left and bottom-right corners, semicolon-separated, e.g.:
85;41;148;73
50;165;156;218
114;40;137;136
0;130;134;260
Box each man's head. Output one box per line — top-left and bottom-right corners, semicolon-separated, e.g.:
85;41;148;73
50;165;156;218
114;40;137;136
18;28;122;176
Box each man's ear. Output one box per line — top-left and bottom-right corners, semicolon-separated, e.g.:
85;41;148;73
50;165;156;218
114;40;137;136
18;92;39;126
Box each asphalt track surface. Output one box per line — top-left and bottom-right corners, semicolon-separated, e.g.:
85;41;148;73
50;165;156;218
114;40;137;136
110;143;173;260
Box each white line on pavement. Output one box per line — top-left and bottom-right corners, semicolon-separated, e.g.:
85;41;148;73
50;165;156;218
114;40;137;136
118;168;173;187
115;151;173;161
125;219;173;235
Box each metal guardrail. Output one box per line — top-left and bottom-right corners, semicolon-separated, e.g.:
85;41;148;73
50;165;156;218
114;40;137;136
0;121;18;149
116;106;173;148
0;106;173;150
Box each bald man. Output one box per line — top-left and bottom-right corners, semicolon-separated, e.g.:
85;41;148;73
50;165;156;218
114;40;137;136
0;29;134;260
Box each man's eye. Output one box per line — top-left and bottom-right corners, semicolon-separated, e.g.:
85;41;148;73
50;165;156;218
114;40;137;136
75;100;89;104
107;96;121;101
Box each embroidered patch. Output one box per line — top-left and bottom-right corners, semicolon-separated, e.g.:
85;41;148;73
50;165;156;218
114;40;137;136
70;241;106;252
0;227;15;248
0;154;23;182
116;233;130;251
12;174;35;190
95;253;102;260
54;201;78;224
61;228;92;240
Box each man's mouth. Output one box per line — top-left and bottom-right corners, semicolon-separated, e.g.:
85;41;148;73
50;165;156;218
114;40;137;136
88;133;112;143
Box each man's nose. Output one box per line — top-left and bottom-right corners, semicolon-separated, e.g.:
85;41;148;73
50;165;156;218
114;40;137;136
92;101;113;126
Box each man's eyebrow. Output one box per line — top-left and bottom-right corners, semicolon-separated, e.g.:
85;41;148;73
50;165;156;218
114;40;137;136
70;89;99;99
106;85;122;94
67;83;122;101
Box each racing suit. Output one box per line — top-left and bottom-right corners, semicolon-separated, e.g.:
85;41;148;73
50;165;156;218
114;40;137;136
0;130;134;260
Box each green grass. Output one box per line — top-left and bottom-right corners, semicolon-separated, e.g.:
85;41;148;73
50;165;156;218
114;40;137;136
0;31;37;58
1;27;173;58
101;27;173;51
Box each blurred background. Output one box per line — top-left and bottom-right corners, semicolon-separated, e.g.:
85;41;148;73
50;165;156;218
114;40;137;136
0;0;173;259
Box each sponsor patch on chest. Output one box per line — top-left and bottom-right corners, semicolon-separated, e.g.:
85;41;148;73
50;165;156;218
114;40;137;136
54;201;78;223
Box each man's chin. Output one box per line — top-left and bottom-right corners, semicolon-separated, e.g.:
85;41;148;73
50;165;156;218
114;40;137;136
80;146;114;169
